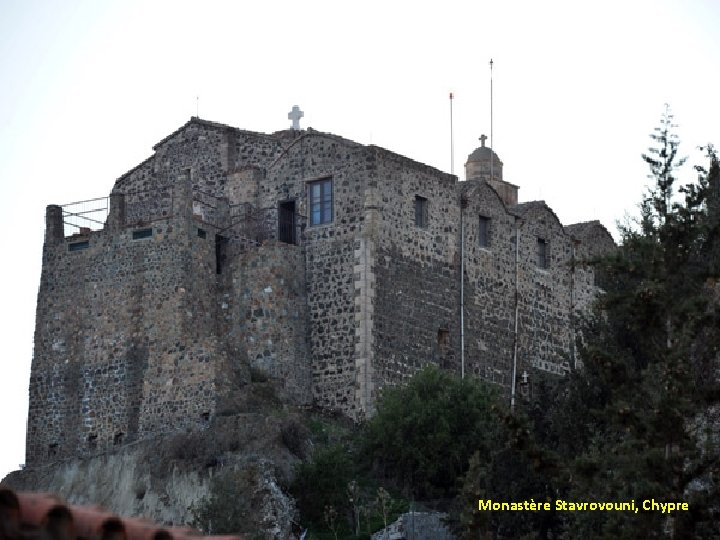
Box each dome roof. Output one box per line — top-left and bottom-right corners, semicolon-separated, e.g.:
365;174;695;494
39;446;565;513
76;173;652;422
466;135;502;164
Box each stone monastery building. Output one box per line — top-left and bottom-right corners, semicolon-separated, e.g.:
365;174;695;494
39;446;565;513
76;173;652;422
27;114;615;465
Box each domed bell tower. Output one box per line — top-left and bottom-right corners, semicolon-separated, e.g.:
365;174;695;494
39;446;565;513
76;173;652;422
465;134;518;206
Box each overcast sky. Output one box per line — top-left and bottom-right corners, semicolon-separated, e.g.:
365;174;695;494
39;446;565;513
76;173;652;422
1;0;718;480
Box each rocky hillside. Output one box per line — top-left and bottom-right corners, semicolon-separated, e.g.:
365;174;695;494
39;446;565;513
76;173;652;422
2;379;311;540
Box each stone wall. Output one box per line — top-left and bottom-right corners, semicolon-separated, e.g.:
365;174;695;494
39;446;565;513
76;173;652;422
461;181;517;386
258;133;370;414
29;193;225;465
114;118;283;202
372;151;459;398
566;220;617;312
223;242;311;402
512;202;575;383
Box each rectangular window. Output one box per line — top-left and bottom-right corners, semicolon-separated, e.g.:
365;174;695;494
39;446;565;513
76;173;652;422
68;240;89;252
537;238;548;269
478;216;491;248
415;195;428;228
132;228;152;240
308;178;333;226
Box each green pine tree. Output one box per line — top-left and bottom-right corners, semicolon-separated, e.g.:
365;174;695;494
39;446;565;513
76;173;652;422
550;109;720;538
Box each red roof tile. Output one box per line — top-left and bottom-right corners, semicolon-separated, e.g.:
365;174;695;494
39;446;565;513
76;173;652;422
0;489;244;540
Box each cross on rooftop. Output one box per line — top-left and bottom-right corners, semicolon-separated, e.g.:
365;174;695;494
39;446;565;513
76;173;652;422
479;134;487;147
288;105;304;130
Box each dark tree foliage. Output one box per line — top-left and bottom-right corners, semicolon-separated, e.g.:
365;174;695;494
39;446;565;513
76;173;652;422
454;406;564;539
291;444;360;533
361;365;502;500
539;110;720;538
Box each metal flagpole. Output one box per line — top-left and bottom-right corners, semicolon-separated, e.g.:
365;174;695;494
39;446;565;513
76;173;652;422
450;92;455;176
490;59;494;181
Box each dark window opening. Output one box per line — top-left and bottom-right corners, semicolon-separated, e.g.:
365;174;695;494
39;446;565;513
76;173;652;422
48;443;58;457
415;195;428;228
68;241;89;252
215;234;228;274
113;432;124;446
87;433;97;450
278;201;296;244
478;216;491;248
200;412;210;423
308;178;333;226
197;228;207;239
437;328;450;346
537;238;548;269
132;228;152;240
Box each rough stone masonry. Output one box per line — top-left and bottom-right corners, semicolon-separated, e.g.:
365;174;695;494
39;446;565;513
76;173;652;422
27;117;615;466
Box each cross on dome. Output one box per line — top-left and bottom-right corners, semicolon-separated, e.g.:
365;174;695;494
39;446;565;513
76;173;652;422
288;105;304;130
479;134;488;147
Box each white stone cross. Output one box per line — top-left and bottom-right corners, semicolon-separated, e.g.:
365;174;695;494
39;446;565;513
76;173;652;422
479;134;488;147
288;105;304;130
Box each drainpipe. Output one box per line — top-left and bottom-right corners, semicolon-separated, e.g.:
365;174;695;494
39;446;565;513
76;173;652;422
460;195;467;379
511;216;521;413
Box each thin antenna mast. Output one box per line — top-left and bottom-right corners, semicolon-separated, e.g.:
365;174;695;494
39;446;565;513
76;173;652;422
490;59;494;181
450;92;455;176
196;96;199;118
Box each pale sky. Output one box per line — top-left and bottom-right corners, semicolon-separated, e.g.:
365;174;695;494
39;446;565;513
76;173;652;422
1;0;719;480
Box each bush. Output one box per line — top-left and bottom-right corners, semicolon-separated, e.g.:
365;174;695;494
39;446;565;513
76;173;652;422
281;418;310;458
362;366;502;499
291;445;357;529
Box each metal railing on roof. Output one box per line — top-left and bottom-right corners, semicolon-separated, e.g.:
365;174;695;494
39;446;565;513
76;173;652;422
55;185;307;248
60;197;109;237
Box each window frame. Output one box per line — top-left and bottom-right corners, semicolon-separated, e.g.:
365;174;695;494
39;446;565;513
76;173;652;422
308;177;333;226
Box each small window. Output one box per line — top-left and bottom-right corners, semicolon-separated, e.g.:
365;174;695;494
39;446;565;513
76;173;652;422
308;178;333;226
88;433;97;450
132;228;152;240
215;234;228;274
68;241;89;252
437;328;449;346
415;196;428;228
537;238;548;269
48;443;58;457
478;216;491;248
197;228;207;239
113;432;124;446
